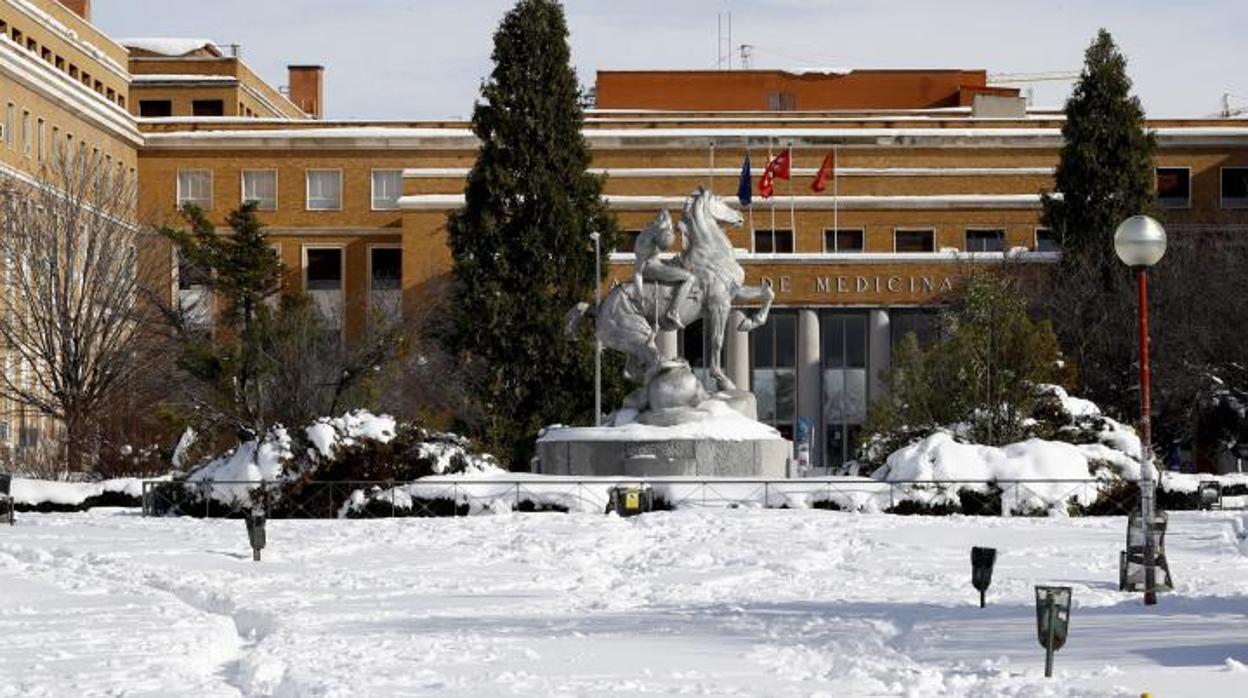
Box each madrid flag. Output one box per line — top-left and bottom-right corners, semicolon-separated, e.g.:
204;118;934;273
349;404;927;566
758;148;791;198
811;150;837;192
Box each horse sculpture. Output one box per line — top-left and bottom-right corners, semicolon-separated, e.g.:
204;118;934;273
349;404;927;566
570;187;774;403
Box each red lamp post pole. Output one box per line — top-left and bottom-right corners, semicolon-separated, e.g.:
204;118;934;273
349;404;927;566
1137;267;1157;606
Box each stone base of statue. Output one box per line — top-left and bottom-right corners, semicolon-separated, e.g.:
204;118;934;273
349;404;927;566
535;361;793;478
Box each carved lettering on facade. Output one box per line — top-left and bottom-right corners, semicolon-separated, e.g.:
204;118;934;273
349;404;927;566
803;275;957;297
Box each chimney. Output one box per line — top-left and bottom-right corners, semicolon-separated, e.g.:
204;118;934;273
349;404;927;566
60;0;91;21
287;65;325;119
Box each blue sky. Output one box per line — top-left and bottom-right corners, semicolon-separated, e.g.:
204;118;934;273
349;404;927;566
93;0;1246;120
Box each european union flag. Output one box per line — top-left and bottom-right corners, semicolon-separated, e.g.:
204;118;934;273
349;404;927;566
737;152;752;207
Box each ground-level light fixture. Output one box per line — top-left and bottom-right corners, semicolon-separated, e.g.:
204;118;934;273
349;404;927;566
970;546;997;608
1198;480;1222;510
245;506;266;561
1114;214;1168;607
608;485;653;517
1034;585;1072;678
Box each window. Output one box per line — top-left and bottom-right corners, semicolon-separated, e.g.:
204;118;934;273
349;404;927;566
370;247;402;291
1221;167;1248;209
20;110;30;157
1034;228;1058;252
5;103;13;150
305;248;343;291
766;91;796;111
753;228;794;254
371;169;402;210
894;229;934;253
139;100;172;118
306;170;342;210
965;228;1005;253
822;312;868;469
751;311;797;439
1156;167;1191;208
192;99;224;117
177;252;213;332
176;170;213;209
370;247;402;318
615;230;642;254
36;118;44;162
823;228;864;253
241;169;277;211
891;309;941;349
18;426;38;449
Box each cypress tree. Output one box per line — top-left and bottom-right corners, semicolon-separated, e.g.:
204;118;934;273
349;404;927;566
447;0;618;467
1037;29;1157;414
1043;29;1157;262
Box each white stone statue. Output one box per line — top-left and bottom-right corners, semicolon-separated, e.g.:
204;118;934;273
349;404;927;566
568;187;775;423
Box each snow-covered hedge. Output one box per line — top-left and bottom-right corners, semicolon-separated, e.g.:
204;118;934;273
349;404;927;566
6;476;157;512
155;410;501;516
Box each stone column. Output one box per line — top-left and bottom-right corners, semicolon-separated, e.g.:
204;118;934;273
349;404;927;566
724;310;750;389
869;309;891;402
656;330;678;361
797;310;822;468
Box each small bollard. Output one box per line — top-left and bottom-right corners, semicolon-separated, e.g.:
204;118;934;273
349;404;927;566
0;473;13;526
245;508;266;562
1035;585;1072;678
971;546;997;608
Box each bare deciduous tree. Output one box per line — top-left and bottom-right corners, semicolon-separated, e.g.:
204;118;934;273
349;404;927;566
0;150;159;471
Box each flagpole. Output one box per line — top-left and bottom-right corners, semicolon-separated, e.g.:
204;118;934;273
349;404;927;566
833;145;839;246
788;140;796;245
745;141;755;240
769;142;776;243
709;140;715;192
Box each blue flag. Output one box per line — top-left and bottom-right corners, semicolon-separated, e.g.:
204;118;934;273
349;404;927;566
737;152;752;207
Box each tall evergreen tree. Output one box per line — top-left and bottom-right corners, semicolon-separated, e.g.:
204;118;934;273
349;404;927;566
1037;29;1157;414
1043;29;1157;261
447;0;618;466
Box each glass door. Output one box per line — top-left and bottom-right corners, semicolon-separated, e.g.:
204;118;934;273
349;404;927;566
751;312;797;440
821;312;868;469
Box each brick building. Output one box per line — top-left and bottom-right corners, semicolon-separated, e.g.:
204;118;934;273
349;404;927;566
3;0;1248;468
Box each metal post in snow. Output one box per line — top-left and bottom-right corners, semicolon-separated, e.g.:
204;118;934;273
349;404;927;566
1137;268;1158;606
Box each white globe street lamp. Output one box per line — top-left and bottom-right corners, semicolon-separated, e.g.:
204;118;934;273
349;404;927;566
1114;214;1167;607
1114;215;1168;268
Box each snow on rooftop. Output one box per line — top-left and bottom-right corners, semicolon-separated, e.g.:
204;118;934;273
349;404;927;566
118;37;221;57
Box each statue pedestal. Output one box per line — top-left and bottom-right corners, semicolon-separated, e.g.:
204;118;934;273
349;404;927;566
535;433;792;477
535;397;792;477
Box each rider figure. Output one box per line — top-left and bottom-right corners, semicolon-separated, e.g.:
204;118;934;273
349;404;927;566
633;209;696;330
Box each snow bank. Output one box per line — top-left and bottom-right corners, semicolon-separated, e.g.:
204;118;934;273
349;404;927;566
9;476;156;509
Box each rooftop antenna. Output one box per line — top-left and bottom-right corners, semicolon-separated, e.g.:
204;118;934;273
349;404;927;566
739;44;754;70
717;12;733;70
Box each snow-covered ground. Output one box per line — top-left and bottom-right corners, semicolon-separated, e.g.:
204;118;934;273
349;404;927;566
2;509;1247;697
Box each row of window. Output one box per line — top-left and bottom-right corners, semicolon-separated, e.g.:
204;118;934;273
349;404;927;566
179;245;403;293
1156;166;1248;209
1;99;135;183
620;227;1056;254
0;18;127;108
177;169;403;212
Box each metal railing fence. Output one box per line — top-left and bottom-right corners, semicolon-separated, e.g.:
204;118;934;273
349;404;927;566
140;477;1153;519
